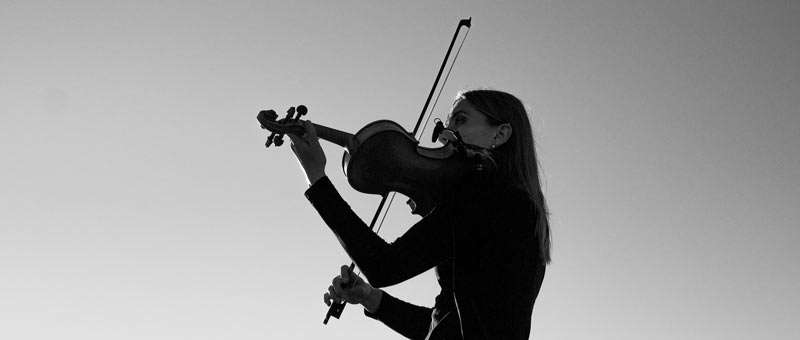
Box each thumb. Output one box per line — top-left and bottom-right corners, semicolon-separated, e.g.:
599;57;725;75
341;265;354;287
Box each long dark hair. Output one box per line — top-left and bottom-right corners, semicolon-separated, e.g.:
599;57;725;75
457;89;552;264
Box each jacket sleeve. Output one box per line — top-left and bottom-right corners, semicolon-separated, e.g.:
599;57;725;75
363;291;432;340
304;176;455;287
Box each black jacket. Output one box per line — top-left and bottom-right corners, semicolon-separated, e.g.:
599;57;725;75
305;175;545;339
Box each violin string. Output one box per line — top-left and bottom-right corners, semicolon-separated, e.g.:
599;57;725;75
419;26;471;141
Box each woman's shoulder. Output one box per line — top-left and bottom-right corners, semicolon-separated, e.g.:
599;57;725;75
483;178;538;233
442;172;534;215
452;175;534;220
486;176;533;207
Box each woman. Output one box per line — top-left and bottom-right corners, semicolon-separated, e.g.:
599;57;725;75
287;89;551;339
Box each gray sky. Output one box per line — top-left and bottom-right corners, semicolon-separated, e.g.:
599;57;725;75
2;1;798;339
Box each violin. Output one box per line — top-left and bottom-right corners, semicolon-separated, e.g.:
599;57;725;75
256;105;496;216
257;17;473;325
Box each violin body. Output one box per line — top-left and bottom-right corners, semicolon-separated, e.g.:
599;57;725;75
342;120;474;216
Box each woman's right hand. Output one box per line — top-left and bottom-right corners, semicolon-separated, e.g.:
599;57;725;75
324;265;382;312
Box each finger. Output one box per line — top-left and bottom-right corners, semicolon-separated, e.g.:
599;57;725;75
332;276;343;292
324;292;330;306
304;120;317;139
328;286;342;304
341;266;351;286
328;285;337;297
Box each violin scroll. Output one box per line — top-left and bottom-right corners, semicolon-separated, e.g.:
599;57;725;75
432;120;445;143
258;105;308;148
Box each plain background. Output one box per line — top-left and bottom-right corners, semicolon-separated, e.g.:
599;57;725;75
2;1;798;339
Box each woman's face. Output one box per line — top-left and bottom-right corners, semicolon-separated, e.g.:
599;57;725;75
443;99;506;149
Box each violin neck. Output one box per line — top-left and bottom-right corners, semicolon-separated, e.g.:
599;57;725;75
312;123;354;149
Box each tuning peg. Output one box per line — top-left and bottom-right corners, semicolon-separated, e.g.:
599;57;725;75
260;106;309;149
432;119;445;143
273;107;297;146
260;109;280;148
296;105;308;117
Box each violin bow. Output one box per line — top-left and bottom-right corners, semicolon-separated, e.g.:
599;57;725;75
324;17;472;325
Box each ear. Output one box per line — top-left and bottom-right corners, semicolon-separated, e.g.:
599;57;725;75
493;123;513;147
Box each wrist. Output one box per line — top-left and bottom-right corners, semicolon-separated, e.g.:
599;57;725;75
306;170;326;186
362;287;383;313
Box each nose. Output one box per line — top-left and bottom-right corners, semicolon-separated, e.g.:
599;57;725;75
406;198;417;211
437;129;459;145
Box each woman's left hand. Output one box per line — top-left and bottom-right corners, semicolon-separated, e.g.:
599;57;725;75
286;120;327;185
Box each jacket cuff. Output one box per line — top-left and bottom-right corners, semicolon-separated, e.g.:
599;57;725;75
363;290;398;320
304;175;334;201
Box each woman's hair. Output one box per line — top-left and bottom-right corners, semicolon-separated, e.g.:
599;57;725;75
456;89;552;264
